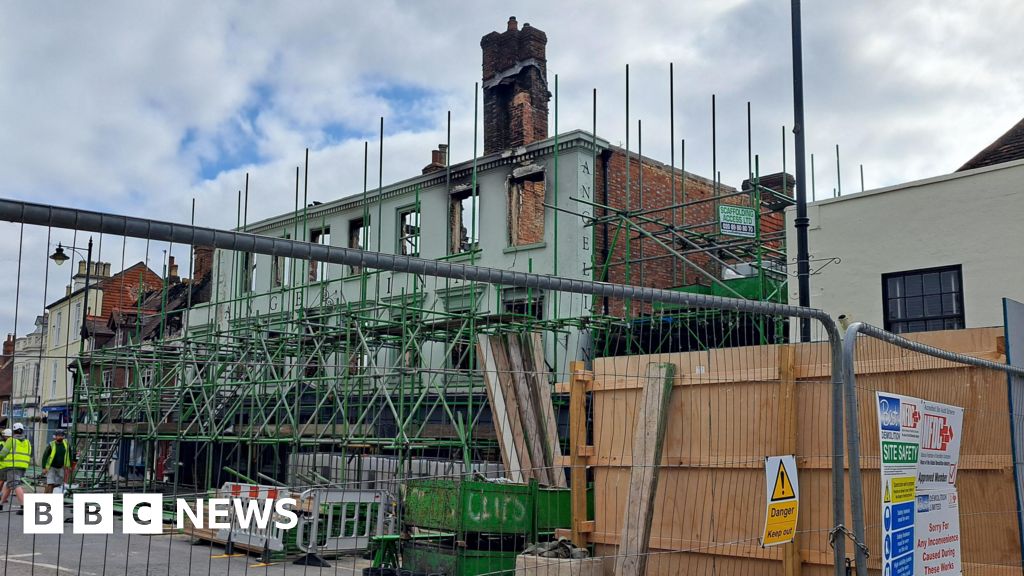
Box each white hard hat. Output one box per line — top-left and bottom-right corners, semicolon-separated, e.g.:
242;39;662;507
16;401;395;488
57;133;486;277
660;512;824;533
12;423;24;432
2;429;10;437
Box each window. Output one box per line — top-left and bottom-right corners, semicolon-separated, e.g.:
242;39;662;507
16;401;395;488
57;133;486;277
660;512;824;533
52;311;62;346
507;175;545;247
502;288;545;321
450;190;479;254
883;265;964;334
139;367;156;388
398;207;421;257
449;340;477;372
348;218;369;275
101;368;113;392
272;234;292;288
50;361;58;397
308;228;331;282
347;351;370;377
1;401;7;417
239;253;255;294
73;303;82;341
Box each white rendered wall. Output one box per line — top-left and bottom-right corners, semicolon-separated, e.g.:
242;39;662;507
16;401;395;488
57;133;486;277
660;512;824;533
786;159;1024;338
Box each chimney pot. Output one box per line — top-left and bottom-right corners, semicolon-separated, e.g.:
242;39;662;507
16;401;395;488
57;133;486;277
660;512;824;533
507;16;518;31
78;260;86;275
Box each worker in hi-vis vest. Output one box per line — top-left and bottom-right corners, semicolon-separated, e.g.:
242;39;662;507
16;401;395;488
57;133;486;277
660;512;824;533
0;423;32;512
41;428;74;493
0;429;11;507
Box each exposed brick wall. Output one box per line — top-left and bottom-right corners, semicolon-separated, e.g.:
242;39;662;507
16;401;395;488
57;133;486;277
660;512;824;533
508;177;545;246
594;148;785;317
193;246;214;281
481;17;550;154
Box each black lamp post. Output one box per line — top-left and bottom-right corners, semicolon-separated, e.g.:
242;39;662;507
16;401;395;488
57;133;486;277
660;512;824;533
50;237;93;347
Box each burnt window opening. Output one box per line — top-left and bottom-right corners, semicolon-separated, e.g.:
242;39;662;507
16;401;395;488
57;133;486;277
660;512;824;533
308;227;331;282
398;207;421;257
502;288;545;321
507;167;546;247
449;340;477;373
347;351;370;377
348;217;370;275
450;190;479;254
272;233;291;288
239;252;256;294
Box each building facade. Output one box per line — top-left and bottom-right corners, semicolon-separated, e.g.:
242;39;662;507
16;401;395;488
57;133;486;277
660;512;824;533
785;158;1024;335
12;315;47;454
40;261;162;435
192;17;791;358
67;18;793;491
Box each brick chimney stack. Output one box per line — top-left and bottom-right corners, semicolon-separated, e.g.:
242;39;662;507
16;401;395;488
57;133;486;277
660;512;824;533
168;255;180;283
193;246;214;280
481;16;550;154
3;334;13;357
422;144;449;175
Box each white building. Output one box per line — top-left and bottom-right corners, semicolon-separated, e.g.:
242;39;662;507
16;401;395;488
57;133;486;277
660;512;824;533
12;314;47;454
785;157;1024;334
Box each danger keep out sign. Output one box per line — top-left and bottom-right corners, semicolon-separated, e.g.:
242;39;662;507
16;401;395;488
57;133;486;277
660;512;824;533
762;454;799;547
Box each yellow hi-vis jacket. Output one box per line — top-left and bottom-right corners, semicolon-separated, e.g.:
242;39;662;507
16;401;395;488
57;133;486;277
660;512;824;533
43;439;71;468
0;438;32;469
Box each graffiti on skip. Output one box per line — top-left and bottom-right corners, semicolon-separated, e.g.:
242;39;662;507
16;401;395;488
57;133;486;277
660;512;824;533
465;493;527;524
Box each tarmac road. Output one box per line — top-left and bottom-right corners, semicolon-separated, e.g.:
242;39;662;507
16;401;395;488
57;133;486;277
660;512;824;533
0;510;371;576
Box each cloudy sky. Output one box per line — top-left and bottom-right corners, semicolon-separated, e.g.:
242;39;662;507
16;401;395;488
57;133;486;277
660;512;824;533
1;0;1022;337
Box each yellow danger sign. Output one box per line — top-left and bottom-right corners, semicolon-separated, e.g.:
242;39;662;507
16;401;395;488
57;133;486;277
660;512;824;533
771;462;796;501
763;502;800;546
762;455;799;547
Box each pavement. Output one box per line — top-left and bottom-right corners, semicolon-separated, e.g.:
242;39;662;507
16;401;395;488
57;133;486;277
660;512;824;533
0;509;373;576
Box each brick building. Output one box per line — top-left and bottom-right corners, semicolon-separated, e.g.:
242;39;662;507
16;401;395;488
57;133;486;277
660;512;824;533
0;334;13;427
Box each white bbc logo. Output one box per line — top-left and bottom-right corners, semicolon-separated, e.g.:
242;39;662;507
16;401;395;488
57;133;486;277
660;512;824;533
24;493;163;534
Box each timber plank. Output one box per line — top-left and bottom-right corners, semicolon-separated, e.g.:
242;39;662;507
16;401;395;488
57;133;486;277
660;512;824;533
614;362;676;576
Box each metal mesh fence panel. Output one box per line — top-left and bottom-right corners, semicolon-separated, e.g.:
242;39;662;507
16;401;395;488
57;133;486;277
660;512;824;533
0;198;851;576
843;323;1024;576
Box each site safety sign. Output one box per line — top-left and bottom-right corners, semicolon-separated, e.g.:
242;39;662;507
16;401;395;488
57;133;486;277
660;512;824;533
877;392;964;576
761;454;799;547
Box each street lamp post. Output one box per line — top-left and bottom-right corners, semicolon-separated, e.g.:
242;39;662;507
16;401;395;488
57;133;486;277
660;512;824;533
49;237;93;351
49;237;93;477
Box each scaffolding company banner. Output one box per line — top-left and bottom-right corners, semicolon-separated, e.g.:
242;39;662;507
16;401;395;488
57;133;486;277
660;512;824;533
718;205;756;238
876;392;964;576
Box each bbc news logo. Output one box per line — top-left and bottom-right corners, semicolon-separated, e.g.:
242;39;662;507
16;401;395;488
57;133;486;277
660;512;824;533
23;494;298;534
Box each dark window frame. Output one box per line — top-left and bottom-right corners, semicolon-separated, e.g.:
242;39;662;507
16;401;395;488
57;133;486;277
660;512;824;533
272;232;291;288
449;189;480;254
308;227;331;282
397;205;421;257
882;264;965;334
348;217;369;275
